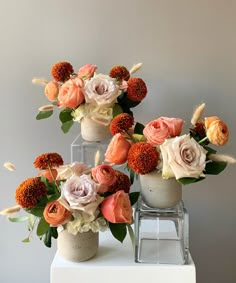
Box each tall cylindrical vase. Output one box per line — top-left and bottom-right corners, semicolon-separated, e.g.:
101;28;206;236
139;170;182;209
80;117;111;142
57;230;99;262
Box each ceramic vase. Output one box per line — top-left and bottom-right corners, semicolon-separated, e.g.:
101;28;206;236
57;230;99;262
80;117;111;142
139;170;182;209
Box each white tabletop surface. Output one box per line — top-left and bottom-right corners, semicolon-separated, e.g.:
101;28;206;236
51;230;196;283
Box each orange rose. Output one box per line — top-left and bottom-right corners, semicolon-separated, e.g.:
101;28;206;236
101;190;133;224
43;200;72;226
205;117;229;146
44;81;59;101
58;77;85;108
104;133;131;164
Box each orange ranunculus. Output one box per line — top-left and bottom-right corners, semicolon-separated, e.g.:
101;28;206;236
101;190;133;224
43;200;72;226
44;81;59;101
77;64;97;79
39;169;58;183
58;77;84;108
104;133;131;165
92;164;116;187
205;117;229;146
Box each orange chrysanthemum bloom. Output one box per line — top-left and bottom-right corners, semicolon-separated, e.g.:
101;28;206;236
34;153;63;170
108;170;131;193
127;78;147;101
127;142;159;174
15;177;47;209
51;62;74;82
110;113;134;135
109;65;130;81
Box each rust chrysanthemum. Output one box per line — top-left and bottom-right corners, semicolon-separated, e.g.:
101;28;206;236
109;65;130;81
127;142;159;174
51;62;74;82
34;153;63;170
110;113;134;135
15;177;47;209
108;170;131;193
190;121;209;145
127;77;147;101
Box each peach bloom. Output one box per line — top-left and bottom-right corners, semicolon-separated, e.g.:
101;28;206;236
44;81;59;101
204;116;219;130
78;64;97;79
92;164;116;186
43;200;72;226
39;169;58;182
101;190;133;224
143;117;184;146
104;133;131;165
205;118;229;146
58;77;85;108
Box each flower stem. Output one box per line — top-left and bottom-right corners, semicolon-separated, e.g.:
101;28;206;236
198;136;208;144
127;224;135;250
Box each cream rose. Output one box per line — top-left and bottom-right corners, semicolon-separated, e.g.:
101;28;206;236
60;174;103;217
160;134;207;180
84;74;120;106
57;162;90;180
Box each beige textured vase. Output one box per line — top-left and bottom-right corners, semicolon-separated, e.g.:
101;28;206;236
80;117;111;142
139;170;182;209
57;230;99;262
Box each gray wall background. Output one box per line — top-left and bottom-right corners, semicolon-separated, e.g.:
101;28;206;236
0;1;235;282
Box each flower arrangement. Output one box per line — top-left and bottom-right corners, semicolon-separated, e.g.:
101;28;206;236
1;153;139;247
33;62;147;133
104;103;235;184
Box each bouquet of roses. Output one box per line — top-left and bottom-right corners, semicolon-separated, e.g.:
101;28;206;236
33;61;147;133
1;153;139;247
104;103;235;184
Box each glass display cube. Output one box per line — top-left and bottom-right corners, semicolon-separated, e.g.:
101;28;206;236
134;199;189;265
71;134;110;165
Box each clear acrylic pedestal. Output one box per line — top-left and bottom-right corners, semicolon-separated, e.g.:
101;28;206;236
71;134;110;165
135;199;189;265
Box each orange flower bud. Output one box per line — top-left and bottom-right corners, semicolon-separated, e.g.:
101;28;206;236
205;117;229;146
43;200;71;226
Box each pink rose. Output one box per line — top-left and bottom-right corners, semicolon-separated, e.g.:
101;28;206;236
105;133;131;164
159;117;184;137
58;77;85;108
92;164;116;190
143;117;184;146
44;81;59;101
78;64;97;79
101;190;133;224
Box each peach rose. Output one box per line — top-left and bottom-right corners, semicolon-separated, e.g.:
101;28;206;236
44;81;59;101
101;190;133;224
78;64;97;79
143;117;184;146
43;200;72;226
58;77;85;108
205;117;229;146
92;164;116;189
104;133;131;164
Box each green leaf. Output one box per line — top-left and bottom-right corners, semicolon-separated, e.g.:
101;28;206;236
37;218;50;236
129;169;135;185
9;216;29;222
27;207;44;217
178;177;205;185
43;228;53;248
112;103;123;117
59;108;73;123
205;161;227;175
36;110;53;120
22;237;30;243
51;227;58;239
109;223;127;243
134;122;145;135
132;134;145;142
61;120;74;133
129;192;140;206
204;146;217;156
